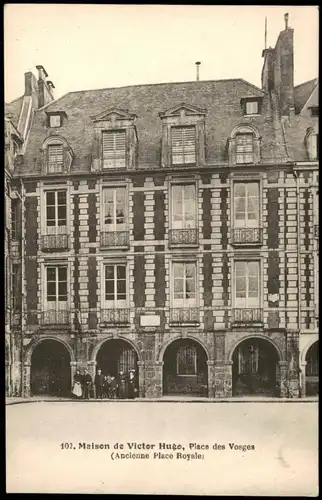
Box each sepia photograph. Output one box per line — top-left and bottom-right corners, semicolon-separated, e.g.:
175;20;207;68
4;4;319;495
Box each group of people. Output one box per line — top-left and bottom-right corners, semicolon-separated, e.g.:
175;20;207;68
71;368;138;400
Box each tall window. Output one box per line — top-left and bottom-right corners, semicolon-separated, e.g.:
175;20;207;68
104;264;127;308
238;344;259;374
235;261;260;309
102;187;126;230
234;182;259;228
177;345;197;375
172;184;196;229
46;266;68;309
102;130;126;169
12;263;21;311
46;191;67;234
11;199;20;240
48;144;64;173
172;262;197;308
236;133;254;164
171;126;196;165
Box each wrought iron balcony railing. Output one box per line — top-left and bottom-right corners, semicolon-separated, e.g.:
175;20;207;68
41;234;69;251
231;228;262;245
41;310;71;326
169;228;198;247
100;308;130;325
232;308;263;325
169;308;200;324
100;231;130;248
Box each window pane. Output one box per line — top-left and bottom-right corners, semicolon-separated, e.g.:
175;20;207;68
185;263;195;279
47;282;56;297
236;277;246;297
117;265;126;280
174;278;184;293
117;280;126;299
235;184;245;197
47;267;56;281
105;266;114;280
46;192;55;205
173;263;184;278
46;207;56;224
57;205;66;220
248;261;259;276
105;280;114;297
57;191;66;204
235;261;245;276
58;267;67;282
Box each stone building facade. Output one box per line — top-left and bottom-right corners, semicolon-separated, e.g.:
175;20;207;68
6;16;319;398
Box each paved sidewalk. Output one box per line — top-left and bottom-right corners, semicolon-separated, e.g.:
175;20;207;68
6;395;319;405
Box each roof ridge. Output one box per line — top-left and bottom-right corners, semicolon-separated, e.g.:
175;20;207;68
53;77;263;98
294;78;318;89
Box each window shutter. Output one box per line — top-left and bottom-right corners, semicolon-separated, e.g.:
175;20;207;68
48;144;64;172
172;127;196;165
103;131;126;168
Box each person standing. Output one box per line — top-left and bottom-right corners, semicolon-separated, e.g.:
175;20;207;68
94;369;104;399
118;370;127;399
128;369;138;399
82;368;92;400
71;369;83;399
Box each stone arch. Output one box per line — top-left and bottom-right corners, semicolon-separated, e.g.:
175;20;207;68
90;335;142;363
301;339;319;365
227;334;283;363
41;135;71;151
158;335;210;362
229;123;261;140
24;336;76;366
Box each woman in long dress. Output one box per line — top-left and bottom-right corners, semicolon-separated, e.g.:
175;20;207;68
71;369;83;399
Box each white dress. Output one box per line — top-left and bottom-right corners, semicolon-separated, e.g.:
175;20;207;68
72;381;82;397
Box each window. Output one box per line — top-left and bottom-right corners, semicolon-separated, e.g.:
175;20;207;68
172;184;196;229
234;182;259;228
46;266;68;308
238;344;259;374
11;199;20;240
171;126;196;165
46;190;67;234
236;133;254;164
234;261;260;309
48;144;64;173
12;263;21;311
176;345;197;375
49;115;61;128
104;264;127;308
102;187;126;230
102;130;126;169
245;101;259;115
311;107;319;117
172;262;197;308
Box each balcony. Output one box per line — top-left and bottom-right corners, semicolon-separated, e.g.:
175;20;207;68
169;308;200;325
169;229;198;247
231;228;262;246
41;234;69;252
232;308;263;326
40;309;71;326
100;231;129;248
100;308;130;325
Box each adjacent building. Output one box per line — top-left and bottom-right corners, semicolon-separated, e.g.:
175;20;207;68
6;15;319;398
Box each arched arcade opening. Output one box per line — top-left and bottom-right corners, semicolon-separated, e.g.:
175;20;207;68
30;339;71;396
96;339;139;378
232;337;280;397
162;338;208;396
305;341;319;396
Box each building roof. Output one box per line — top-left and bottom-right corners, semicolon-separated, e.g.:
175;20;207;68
21;78;290;176
294;78;318;114
5;96;23;128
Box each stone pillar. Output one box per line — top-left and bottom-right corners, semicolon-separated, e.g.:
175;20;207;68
23;362;31;397
214;362;233;397
137;361;145;398
144;361;163;398
207;360;215;398
299;361;307;398
87;360;97;382
279;361;288;397
70;361;77;384
286;330;300;398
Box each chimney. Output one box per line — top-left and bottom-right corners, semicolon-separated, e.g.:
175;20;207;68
195;61;201;81
261;46;275;91
36;65;54;108
24;71;39;109
273;13;294;115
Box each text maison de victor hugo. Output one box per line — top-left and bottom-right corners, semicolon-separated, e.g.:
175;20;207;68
60;441;256;460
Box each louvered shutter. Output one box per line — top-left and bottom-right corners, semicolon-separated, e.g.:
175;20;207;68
103;131;126;168
48;144;64;172
171;127;196;165
236;134;254;164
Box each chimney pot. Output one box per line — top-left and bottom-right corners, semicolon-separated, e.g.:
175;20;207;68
36;65;49;80
284;13;289;30
195;61;201;81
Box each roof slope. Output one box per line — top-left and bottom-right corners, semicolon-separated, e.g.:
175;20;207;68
294;79;318;114
22;78;289;175
5;96;23;128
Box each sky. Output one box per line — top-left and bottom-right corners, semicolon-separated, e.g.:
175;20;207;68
4;5;319;103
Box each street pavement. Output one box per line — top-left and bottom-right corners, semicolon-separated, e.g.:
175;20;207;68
6;400;318;495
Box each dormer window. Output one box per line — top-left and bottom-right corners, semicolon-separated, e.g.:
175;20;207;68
102;130;126;169
241;98;262;116
46;111;67;129
41;136;74;175
159;103;207;168
228;125;261;166
91;108;137;172
171;126;196;165
305;128;319;161
311;107;319;117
